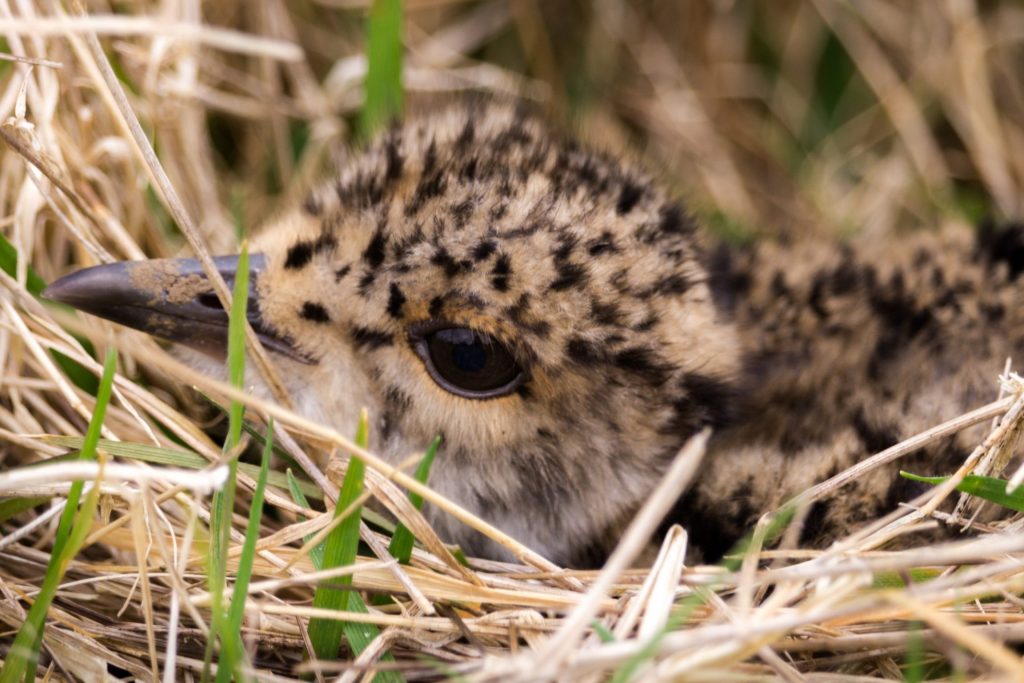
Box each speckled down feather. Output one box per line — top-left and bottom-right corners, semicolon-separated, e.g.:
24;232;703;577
127;102;1024;565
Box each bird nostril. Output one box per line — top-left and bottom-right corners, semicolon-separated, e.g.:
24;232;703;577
197;292;223;310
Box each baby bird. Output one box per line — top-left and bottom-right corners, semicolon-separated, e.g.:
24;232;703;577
44;101;1024;566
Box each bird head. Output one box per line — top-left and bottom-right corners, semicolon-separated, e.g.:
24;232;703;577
45;103;741;564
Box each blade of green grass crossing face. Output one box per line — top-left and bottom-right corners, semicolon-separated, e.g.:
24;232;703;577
290;464;402;682
387;436;440;564
217;420;274;683
360;0;403;139
338;418;403;683
225;248;249;451
0;349;117;683
203;246;250;681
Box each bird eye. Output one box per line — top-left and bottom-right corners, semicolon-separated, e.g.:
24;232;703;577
412;327;524;399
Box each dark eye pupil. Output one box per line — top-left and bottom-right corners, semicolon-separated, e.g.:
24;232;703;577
417;327;523;399
451;338;487;373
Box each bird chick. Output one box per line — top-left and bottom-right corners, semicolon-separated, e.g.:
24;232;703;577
47;101;1024;566
46;102;741;566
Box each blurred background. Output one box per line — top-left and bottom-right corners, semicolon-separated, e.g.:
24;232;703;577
3;0;1024;275
202;0;1024;250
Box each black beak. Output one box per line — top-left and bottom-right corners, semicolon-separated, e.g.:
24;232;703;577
43;254;310;362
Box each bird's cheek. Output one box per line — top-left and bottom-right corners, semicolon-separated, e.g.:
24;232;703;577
288;354;387;440
172;343;341;426
170;345;232;385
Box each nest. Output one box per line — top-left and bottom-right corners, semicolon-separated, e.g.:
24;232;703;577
2;2;1024;681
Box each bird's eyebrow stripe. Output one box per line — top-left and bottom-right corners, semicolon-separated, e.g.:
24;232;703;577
350;325;394;350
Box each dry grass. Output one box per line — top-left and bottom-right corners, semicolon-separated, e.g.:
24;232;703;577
2;1;1024;681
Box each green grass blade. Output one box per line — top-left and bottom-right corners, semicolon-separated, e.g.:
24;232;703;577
387;436;440;564
23;466;104;682
0;349;117;683
57;460;104;575
0;497;48;524
591;620;616;644
903;620;926;682
217;421;274;683
341;591;404;683
309;411;370;660
204;247;250;681
360;0;403;139
51;351;100;395
307;412;403;682
225;249;249;449
0;232;100;394
871;568;941;589
286;469;326;569
450;547;470;568
900;471;1024;512
0;232;47;295
239;418;290;461
286;465;393;588
46;436;207;467
720;504;797;572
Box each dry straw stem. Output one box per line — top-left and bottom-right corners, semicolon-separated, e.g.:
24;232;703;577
65;0;296;410
0;14;303;61
3;1;1024;681
0;458;227;494
522;430;709;680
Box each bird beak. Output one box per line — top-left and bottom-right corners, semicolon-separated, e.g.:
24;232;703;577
43;254;310;362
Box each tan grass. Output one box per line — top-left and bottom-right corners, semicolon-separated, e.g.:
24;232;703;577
2;1;1024;681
